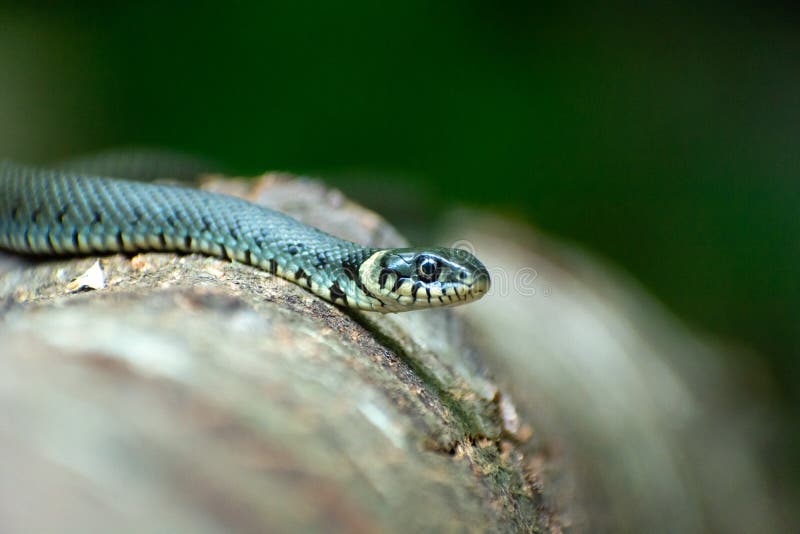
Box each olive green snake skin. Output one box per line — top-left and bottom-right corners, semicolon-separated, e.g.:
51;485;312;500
0;159;490;312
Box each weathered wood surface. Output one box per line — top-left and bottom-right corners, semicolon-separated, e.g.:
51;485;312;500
0;175;556;533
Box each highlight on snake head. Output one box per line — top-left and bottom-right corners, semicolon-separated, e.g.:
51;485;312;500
359;246;490;311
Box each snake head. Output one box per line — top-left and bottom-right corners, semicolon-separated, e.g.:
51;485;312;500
359;247;490;311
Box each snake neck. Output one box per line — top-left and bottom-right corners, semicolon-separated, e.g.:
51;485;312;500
268;245;388;311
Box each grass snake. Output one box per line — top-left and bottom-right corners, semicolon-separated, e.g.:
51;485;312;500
0;159;490;312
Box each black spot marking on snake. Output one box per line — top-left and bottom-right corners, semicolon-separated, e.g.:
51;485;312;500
11;206;20;221
92;211;102;224
295;267;310;286
288;243;302;256
378;268;392;289
391;275;405;293
201;215;213;232
411;281;426;303
341;255;373;297
313;252;327;269
341;257;359;281
268;258;278;275
329;280;348;306
47;232;59;252
243;249;252;265
57;206;69;225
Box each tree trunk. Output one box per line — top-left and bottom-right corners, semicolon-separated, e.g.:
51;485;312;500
0;174;556;533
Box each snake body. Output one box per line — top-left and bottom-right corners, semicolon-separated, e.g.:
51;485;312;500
0;161;489;312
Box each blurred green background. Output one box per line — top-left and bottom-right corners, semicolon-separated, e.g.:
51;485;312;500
1;2;797;434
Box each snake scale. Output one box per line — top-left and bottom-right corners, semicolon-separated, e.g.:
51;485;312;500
0;160;490;312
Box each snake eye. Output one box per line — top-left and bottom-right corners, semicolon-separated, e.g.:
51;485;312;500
417;256;440;281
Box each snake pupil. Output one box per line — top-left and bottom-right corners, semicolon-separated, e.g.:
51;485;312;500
417;257;439;281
